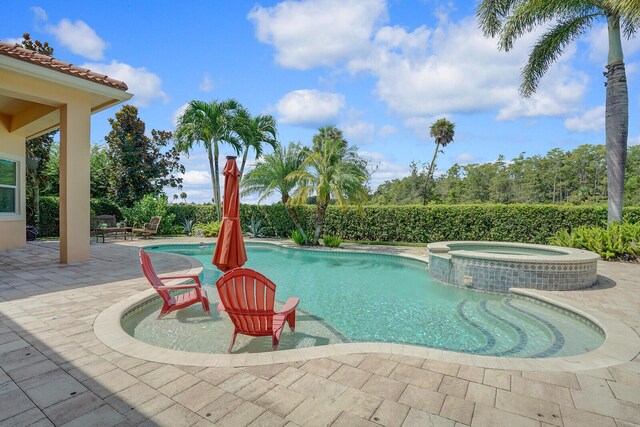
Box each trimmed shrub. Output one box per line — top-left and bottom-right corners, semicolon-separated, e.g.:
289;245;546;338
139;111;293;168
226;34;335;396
550;222;640;260
39;196;60;237
322;235;342;248
121;195;175;235
193;221;221;237
291;230;305;245
90;198;122;218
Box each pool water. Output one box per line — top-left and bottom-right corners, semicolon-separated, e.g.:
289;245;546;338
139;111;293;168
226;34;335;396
447;243;565;256
123;243;604;357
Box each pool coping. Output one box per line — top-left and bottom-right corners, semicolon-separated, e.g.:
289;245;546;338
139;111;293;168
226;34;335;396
94;240;640;371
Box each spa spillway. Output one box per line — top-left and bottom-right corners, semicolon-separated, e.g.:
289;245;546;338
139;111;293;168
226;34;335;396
427;241;600;292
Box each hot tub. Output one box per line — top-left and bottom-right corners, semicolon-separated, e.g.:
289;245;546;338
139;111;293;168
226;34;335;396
427;241;600;292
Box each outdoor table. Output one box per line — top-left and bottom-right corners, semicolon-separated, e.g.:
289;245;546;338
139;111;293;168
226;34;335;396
95;227;133;243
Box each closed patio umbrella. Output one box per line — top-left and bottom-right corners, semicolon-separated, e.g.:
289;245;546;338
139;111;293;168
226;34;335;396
212;156;247;271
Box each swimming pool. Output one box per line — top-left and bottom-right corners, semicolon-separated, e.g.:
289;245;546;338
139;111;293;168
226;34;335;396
122;243;604;357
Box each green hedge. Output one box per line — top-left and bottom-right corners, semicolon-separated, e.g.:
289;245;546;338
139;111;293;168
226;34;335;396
38;196;124;237
166;203;640;244
36;199;640;243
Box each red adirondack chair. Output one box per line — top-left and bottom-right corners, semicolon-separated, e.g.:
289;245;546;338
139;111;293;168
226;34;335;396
216;268;299;352
139;249;210;318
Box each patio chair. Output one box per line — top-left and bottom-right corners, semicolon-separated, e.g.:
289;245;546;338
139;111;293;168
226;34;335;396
133;216;161;239
139;249;210;318
216;268;299;352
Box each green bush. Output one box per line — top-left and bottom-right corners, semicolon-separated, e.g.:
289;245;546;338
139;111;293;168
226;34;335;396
550;222;640;260
39;196;59;237
194;221;221;237
90;198;122;218
322;235;342;248
291;230;305;245
121;195;175;235
162;203;640;244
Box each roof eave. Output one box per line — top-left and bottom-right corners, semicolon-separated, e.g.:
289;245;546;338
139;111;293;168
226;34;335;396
0;55;133;102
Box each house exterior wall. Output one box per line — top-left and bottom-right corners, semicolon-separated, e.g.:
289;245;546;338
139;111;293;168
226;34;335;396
0;113;26;249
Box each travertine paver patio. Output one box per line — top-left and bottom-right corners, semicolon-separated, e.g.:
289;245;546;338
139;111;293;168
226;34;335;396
0;238;639;427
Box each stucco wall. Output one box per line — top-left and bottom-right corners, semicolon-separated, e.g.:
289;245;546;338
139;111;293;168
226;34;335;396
0;113;26;249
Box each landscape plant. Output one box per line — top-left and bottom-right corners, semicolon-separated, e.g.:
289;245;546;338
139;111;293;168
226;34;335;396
424;118;455;204
477;0;638;223
242;142;309;242
290;230;305;245
322;235;343;248
289;126;369;245
246;217;267;238
105;105;184;208
175;99;242;218
550;222;640;260
234;108;277;178
121;195;174;235
193;221;221;237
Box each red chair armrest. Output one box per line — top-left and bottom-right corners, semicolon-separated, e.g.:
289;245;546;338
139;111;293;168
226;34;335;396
276;298;299;316
158;275;202;285
162;284;200;290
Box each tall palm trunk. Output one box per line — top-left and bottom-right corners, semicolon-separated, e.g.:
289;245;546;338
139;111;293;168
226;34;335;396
207;144;217;213
313;196;330;245
239;147;249;179
282;194;308;243
423;142;441;205
213;142;222;220
605;15;628;224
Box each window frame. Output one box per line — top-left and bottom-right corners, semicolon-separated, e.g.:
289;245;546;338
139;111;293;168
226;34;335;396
0;153;24;221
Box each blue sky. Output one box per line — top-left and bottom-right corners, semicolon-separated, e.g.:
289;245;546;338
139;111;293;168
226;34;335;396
3;0;640;203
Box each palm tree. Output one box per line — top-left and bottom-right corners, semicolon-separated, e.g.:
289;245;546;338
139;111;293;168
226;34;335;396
234;108;278;178
605;0;640;20
242;142;309;242
174;99;242;218
290;126;369;245
477;0;637;223
424;118;455;205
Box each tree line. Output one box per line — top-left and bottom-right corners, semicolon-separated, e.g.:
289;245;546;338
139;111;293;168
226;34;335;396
372;144;640;206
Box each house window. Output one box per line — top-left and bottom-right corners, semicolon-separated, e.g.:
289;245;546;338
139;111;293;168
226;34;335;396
0;156;19;215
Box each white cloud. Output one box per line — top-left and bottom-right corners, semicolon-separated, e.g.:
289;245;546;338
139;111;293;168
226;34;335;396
360;150;410;189
172;103;189;127
276;89;345;127
2;37;22;45
629;136;640;147
455;152;477;165
248;0;387;70
253;4;588;124
82;61;168;107
46;18;107;60
182;170;211;185
564;106;606;132
30;6;47;21
199;73;214;92
355;18;586;121
497;62;587;120
340;110;375;145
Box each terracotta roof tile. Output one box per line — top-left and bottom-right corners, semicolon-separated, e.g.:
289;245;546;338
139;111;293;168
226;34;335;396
0;41;128;91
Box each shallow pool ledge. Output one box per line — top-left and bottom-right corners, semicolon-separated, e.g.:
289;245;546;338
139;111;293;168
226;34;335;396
94;241;639;372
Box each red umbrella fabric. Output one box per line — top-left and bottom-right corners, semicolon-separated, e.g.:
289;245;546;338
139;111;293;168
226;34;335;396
212;156;247;272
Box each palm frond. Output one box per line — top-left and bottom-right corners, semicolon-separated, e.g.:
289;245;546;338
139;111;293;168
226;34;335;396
500;0;600;51
520;14;597;97
477;0;520;37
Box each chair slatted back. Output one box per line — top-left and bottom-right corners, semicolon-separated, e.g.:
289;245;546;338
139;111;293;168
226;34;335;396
147;216;161;232
216;268;276;334
139;249;171;302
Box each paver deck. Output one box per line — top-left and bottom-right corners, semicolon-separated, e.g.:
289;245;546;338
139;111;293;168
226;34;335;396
0;238;639;426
